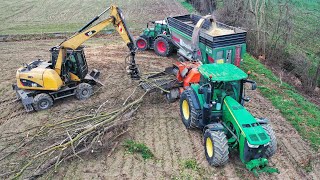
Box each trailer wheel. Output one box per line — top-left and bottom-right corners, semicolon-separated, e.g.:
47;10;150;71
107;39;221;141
75;83;93;100
204;130;229;166
33;93;53;111
135;36;148;51
261;124;277;158
154;37;173;57
179;89;199;128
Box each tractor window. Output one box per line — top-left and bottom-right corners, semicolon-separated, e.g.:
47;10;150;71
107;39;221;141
224;81;240;101
199;75;207;85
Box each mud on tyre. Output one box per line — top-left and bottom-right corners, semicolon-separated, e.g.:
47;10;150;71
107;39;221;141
154;37;173;57
261;124;277;158
204;130;229;166
179;89;200;129
75;83;93;100
135;36;148;51
33;93;53;111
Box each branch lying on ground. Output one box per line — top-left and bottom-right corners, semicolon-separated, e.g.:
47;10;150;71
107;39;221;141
0;91;147;179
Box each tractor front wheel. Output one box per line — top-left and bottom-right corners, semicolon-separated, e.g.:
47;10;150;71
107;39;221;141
154;37;173;57
261;124;277;158
204;130;229;166
135;36;148;51
179;90;199;128
33;93;53;111
75;83;93;100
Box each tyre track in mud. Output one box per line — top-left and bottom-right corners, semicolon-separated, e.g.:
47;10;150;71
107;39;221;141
246;90;320;180
2;40;318;179
60;44;320;180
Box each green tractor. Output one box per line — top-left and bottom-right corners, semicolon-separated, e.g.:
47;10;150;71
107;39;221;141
135;20;175;57
179;63;278;175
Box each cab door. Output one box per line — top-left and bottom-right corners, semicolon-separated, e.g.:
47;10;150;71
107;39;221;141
75;50;88;80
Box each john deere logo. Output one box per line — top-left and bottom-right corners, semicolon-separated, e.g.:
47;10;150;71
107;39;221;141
85;30;96;36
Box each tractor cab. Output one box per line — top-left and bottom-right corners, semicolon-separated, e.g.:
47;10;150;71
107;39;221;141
195;64;256;122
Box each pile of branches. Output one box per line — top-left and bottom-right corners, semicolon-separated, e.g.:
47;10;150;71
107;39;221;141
0;92;146;179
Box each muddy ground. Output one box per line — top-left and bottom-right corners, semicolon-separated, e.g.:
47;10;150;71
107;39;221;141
0;37;319;179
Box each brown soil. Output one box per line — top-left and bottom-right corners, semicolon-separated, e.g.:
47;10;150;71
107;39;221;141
0;38;319;179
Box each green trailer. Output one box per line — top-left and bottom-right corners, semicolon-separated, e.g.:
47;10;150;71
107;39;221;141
167;14;247;66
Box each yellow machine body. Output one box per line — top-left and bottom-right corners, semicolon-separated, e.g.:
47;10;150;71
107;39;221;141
16;63;63;91
15;5;135;92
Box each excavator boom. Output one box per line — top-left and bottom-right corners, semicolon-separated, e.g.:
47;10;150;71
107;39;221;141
54;5;139;79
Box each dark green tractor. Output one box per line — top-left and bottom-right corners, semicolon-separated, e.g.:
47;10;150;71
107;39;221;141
135;20;174;57
179;63;278;175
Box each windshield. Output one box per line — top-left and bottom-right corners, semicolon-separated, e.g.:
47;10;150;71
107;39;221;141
224;81;241;101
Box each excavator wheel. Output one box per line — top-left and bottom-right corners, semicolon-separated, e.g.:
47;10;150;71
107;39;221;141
75;83;93;100
154;37;173;57
33;93;53;111
179;89;199;128
261;124;277;158
135;36;148;51
204;130;229;166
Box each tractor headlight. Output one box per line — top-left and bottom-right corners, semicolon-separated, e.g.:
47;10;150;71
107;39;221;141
247;141;259;148
263;142;270;147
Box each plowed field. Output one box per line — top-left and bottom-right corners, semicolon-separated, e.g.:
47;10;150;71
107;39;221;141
0;37;319;179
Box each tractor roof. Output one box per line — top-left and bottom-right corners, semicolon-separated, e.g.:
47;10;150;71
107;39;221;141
198;63;248;81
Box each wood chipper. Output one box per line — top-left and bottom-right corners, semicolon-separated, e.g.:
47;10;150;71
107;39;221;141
140;14;248;103
137;14;246;65
179;63;278;175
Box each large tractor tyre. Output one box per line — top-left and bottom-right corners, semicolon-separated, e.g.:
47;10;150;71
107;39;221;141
154;37;173;57
261;124;277;158
179;90;199;129
33;93;53;111
75;83;93;100
204;130;229;166
135;36;148;51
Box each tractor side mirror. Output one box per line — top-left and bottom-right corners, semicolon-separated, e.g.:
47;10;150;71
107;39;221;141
245;79;257;90
251;82;257;90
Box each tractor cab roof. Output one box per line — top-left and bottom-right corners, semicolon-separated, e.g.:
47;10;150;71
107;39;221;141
198;63;248;82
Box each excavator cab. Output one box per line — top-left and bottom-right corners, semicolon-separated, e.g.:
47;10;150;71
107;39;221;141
50;47;88;81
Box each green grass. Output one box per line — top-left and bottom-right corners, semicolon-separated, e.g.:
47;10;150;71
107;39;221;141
242;54;320;150
181;159;199;171
0;0;186;35
178;0;196;13
123;140;154;160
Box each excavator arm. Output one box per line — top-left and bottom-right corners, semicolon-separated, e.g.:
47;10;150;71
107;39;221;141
54;5;139;79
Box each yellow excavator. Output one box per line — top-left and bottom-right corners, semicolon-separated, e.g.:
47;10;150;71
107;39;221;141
13;5;140;112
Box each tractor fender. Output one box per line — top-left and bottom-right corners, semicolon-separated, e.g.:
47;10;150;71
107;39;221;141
203;123;224;134
256;118;269;124
155;34;172;43
188;88;201;110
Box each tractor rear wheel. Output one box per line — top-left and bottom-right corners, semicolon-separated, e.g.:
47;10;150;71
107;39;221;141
204;130;229;166
33;93;53;111
154;37;173;57
261;124;277;158
135;36;148;51
179;89;199;128
75;83;93;100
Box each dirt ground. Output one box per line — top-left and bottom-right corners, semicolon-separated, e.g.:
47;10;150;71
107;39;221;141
0;38;319;179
